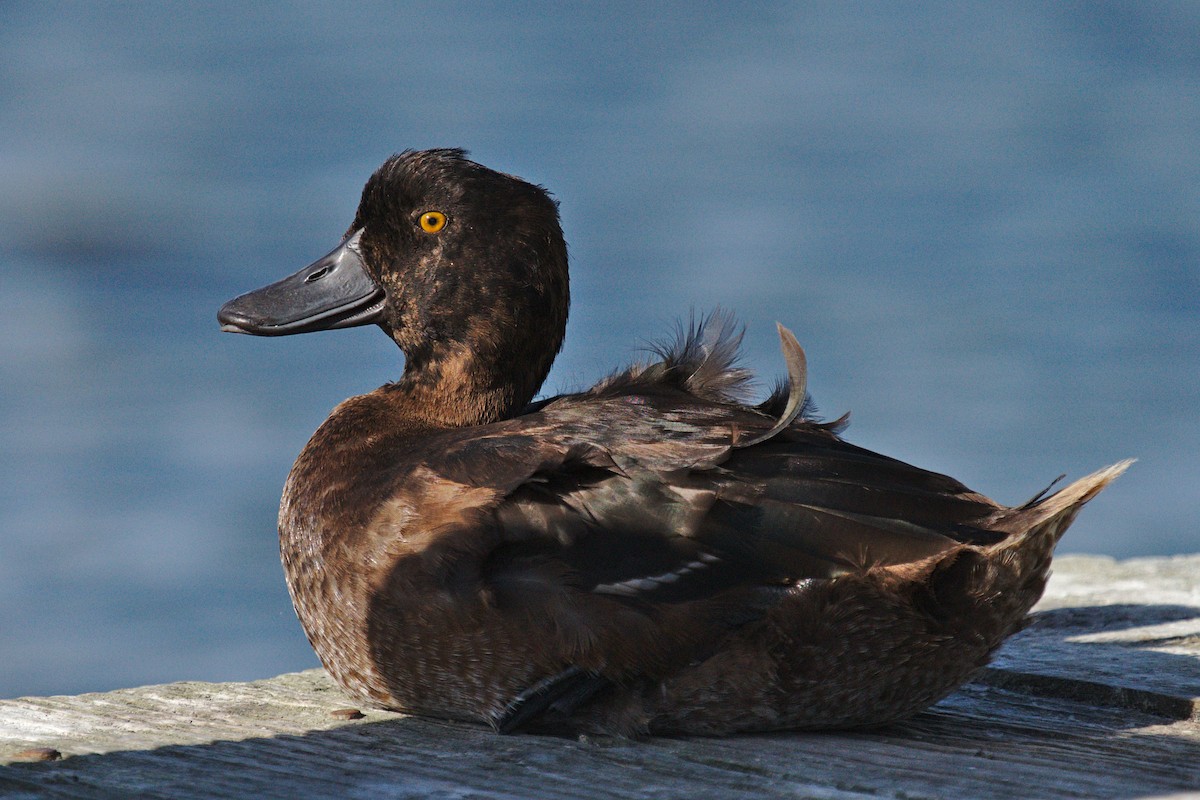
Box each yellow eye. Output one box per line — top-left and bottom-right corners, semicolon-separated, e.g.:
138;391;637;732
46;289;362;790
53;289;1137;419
419;211;447;233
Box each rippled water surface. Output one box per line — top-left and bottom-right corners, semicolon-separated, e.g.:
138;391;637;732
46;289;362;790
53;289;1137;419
2;3;1197;698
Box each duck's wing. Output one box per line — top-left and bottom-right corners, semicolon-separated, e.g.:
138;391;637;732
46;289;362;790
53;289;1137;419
423;322;1003;617
475;405;1001;603
464;327;1000;602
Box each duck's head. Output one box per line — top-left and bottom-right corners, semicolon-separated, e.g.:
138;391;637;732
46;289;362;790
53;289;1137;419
219;149;569;426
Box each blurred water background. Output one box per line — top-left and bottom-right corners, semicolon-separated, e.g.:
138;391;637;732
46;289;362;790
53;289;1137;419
1;3;1196;699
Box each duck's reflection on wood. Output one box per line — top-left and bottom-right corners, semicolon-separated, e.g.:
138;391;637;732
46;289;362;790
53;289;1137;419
218;149;1130;736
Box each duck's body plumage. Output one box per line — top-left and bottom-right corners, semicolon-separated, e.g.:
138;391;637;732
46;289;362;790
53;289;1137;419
220;149;1128;736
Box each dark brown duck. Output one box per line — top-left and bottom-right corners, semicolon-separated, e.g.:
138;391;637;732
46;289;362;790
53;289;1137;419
218;148;1130;736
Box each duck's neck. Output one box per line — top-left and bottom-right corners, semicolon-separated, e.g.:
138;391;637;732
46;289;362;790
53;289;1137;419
388;338;552;428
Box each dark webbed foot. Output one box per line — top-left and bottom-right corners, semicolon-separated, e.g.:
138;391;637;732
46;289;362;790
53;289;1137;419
495;666;613;734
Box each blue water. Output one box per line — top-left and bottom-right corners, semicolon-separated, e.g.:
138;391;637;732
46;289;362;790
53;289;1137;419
1;3;1197;699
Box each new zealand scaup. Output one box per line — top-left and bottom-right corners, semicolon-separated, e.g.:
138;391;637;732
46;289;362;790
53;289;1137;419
218;149;1129;735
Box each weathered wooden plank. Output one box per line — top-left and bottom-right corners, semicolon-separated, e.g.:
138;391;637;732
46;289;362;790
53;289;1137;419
985;555;1200;719
1;555;1198;799
2;679;1197;800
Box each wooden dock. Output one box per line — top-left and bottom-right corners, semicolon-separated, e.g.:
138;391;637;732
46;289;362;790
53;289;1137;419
2;554;1198;799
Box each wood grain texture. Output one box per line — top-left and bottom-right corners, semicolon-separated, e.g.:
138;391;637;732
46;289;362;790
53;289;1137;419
2;554;1198;799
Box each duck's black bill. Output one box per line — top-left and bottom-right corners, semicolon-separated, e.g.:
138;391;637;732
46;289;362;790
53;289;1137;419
218;229;385;336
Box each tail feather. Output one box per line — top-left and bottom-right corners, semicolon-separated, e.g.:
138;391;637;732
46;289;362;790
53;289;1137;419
994;459;1134;546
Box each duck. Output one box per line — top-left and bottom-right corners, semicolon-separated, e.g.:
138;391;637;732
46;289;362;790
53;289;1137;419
218;148;1130;736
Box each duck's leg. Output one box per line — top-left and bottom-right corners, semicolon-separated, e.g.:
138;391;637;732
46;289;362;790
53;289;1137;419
494;666;612;734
